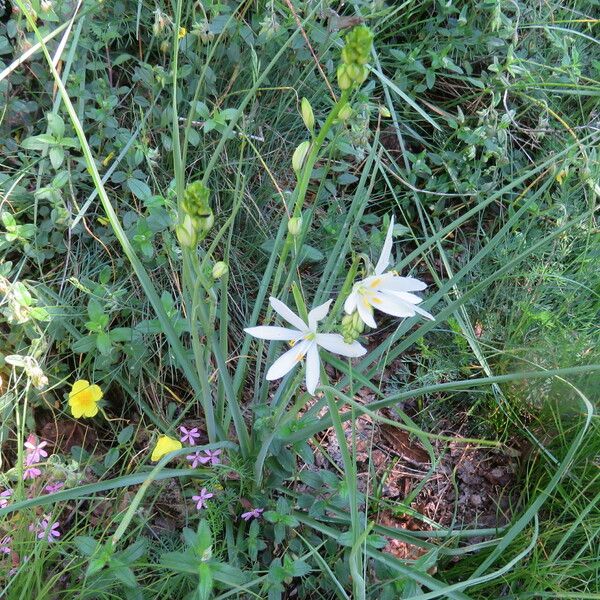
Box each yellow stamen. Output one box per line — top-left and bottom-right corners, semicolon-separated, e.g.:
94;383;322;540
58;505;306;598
369;277;382;288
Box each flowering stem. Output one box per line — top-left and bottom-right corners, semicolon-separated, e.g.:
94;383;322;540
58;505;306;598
321;373;365;600
183;250;251;459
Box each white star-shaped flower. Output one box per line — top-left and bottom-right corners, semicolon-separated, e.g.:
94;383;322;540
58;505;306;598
344;216;434;328
245;297;366;395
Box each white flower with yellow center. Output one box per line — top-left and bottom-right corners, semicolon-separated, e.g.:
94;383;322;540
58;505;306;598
245;297;366;395
344;216;434;328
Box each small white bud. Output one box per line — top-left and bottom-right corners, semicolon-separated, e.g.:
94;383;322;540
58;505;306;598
292;140;311;173
212;261;228;279
175;214;197;248
301;97;315;131
287;216;302;236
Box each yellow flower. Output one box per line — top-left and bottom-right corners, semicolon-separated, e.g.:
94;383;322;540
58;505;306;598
178;27;187;39
151;435;182;462
68;379;103;418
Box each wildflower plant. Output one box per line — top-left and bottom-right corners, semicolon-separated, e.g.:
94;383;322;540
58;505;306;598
1;2;591;597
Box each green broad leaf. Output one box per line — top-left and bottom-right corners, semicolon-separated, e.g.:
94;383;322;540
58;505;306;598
160;551;199;574
96;331;112;355
289;558;311;577
127;178;152;200
212;562;248;585
193;101;210;119
117;425;134;445
119;539;147;564
196;563;214;600
111;563;138;588
49;146;65;169
29;307;50;321
87;298;105;323
86;557;107;576
72;335;97;353
21;134;56;150
74;535;100;556
47;113;65;138
104;448;120;469
110;327;133;343
187;127;200;147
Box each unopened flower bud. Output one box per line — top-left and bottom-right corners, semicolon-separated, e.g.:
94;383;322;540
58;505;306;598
338;104;353;121
337;64;352;90
41;0;52;12
379;105;391;118
287;216;302;236
175;214;198;248
212;261;228;279
292;140;311;173
301;97;315;131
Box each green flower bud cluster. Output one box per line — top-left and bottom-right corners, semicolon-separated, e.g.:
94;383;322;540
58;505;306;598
337;25;373;90
340;311;365;344
176;180;214;248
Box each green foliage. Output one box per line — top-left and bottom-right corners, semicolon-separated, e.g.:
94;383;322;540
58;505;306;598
0;0;598;598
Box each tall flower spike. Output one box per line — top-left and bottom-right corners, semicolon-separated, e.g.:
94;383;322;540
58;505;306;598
245;297;366;395
344;216;434;328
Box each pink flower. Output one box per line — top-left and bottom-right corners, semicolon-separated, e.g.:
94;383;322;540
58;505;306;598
36;519;61;542
24;438;48;464
0;536;11;554
241;507;264;521
0;489;13;509
186;451;204;468
45;482;65;494
23;467;42;480
179;426;201;445
191;488;213;510
202;449;221;465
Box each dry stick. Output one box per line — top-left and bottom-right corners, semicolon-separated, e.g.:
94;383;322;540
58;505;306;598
284;0;337;101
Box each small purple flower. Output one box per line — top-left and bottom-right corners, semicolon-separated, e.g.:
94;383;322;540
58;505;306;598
179;426;201;445
186;451;204;468
0;489;13;509
0;536;11;554
191;488;213;510
36;519;61;542
45;482;65;494
23;467;42;480
203;449;221;465
241;507;264;521
24;440;48;464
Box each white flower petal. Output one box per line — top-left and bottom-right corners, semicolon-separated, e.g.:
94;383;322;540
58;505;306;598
413;303;435;321
305;343;320;395
357;297;377;328
344;291;358;315
244;326;300;341
370;292;416;318
386;291;434;319
308;299;332;330
266;340;310;381
378;274;427;292
388;291;423;305
269;297;308;331
316;333;367;357
374;215;394;276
